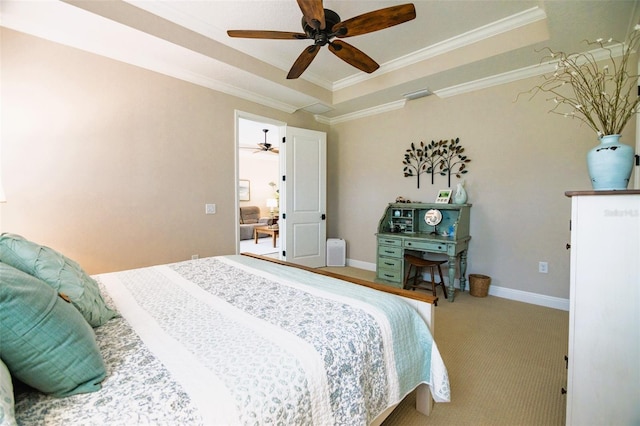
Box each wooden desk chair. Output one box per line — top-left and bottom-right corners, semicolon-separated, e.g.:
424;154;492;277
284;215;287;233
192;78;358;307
403;254;448;300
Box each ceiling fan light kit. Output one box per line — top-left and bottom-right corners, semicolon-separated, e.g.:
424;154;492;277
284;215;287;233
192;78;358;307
227;1;416;79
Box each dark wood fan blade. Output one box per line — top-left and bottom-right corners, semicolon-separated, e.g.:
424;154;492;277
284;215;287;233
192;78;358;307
287;44;320;79
227;30;308;40
332;3;416;38
328;40;379;73
297;0;325;29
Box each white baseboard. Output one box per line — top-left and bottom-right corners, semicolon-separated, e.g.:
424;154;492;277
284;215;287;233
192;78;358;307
346;258;569;311
486;285;569;311
346;258;376;272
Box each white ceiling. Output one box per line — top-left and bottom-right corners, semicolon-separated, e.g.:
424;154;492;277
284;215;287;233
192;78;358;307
239;118;280;150
2;0;639;123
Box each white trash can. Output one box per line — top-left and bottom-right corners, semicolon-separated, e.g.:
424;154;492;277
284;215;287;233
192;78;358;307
326;238;346;266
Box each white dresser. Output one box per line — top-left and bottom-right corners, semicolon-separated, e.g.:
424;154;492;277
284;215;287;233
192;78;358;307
565;190;640;425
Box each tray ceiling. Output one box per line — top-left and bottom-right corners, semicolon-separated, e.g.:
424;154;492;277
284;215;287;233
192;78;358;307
2;0;638;123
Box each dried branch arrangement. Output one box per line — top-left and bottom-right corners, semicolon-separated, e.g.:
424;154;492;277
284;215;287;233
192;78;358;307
521;27;640;136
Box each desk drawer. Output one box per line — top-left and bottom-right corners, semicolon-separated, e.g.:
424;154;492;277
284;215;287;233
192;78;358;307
378;245;403;258
404;239;449;253
377;268;403;283
378;237;402;246
378;256;402;271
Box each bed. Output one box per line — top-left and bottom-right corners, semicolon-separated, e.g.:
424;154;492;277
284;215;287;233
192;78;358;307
2;239;449;425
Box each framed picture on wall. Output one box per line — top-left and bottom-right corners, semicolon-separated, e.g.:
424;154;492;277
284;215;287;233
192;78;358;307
239;179;250;201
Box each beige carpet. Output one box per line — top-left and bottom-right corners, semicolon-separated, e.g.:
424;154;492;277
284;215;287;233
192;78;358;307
239;236;279;255
322;266;569;425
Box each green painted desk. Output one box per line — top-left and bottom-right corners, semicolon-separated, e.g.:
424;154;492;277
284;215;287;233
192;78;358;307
375;202;471;302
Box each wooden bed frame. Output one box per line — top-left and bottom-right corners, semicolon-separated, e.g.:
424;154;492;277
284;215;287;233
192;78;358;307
241;253;438;422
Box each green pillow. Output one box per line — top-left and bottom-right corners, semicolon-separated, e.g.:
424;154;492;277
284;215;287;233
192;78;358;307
0;233;117;327
0;358;16;426
0;262;107;397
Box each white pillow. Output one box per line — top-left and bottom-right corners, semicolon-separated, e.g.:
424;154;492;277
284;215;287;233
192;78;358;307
0;358;17;426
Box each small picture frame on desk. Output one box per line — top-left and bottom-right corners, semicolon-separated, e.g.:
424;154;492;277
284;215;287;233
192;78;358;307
435;189;452;204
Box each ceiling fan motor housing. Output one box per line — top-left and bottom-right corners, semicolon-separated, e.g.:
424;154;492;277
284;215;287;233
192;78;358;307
302;9;342;45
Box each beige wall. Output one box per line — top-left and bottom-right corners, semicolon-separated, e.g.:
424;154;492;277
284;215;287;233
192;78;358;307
238;151;279;217
327;78;635;299
0;28;325;274
2;27;636;300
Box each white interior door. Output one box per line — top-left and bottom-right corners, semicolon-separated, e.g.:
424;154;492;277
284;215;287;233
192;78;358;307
280;126;326;267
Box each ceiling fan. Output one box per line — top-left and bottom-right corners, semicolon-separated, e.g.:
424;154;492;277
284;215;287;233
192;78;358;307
227;1;416;79
241;129;279;154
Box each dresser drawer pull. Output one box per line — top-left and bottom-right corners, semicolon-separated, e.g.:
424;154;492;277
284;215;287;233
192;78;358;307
384;261;395;266
383;250;395;254
383;273;395;278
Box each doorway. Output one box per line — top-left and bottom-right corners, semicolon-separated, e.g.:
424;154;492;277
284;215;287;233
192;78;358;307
236;112;284;257
235;111;328;267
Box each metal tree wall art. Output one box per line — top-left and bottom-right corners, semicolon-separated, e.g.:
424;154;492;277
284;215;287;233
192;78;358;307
437;137;471;187
402;141;429;188
403;137;471;188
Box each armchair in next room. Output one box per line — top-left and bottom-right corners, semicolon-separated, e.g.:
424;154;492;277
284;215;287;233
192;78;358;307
239;206;271;240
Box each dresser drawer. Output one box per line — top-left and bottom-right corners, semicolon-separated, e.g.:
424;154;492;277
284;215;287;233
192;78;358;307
404;239;449;253
377;237;402;246
378;245;403;258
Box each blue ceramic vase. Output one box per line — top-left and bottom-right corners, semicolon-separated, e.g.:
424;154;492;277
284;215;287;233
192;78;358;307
586;134;634;190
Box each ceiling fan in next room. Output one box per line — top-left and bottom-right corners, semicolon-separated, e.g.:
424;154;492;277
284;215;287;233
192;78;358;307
241;129;279;154
227;0;416;79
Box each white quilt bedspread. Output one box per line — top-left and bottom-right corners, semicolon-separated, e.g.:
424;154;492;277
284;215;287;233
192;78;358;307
15;255;449;425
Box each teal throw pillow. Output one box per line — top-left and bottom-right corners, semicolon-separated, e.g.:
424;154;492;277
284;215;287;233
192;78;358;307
0;233;117;327
0;262;107;397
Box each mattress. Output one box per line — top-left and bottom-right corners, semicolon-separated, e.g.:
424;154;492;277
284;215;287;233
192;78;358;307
14;255;449;425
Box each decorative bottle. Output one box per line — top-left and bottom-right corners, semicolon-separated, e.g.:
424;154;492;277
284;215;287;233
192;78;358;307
453;181;468;205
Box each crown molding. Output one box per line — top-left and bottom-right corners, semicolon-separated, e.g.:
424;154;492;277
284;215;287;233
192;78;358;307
315;99;406;125
332;6;547;91
316;41;627;123
126;0;336;91
433;43;626;98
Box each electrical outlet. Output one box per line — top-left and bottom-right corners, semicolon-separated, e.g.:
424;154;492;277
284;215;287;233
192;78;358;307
205;204;216;215
538;261;548;273
191;254;199;260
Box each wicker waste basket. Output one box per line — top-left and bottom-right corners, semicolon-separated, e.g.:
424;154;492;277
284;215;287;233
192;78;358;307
469;274;491;297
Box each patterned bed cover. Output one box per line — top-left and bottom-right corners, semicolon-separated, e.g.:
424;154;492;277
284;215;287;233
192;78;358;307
15;255;449;425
